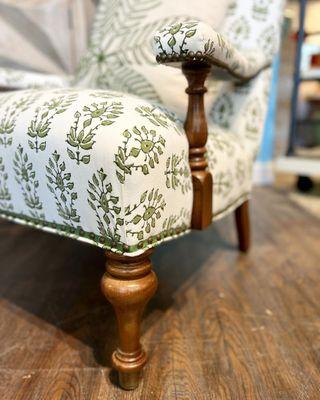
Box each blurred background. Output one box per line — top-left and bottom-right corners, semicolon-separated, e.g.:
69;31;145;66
0;0;319;215
275;0;320;218
0;0;96;74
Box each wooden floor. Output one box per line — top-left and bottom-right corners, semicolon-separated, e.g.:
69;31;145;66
0;188;320;400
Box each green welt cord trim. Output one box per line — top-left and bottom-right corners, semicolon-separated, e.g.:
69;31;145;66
0;209;190;255
0;193;249;255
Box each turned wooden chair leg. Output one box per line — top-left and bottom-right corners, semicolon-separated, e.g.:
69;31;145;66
101;249;157;390
235;200;250;253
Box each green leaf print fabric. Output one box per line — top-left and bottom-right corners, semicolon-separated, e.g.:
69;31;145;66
73;0;285;222
74;0;230;119
0;0;285;255
0;89;192;255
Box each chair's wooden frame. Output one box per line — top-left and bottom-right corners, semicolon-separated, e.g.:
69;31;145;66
102;61;251;389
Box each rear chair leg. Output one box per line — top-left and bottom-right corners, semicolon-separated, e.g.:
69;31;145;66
235;200;250;252
101;249;157;390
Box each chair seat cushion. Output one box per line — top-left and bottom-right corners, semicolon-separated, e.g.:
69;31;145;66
0;88;193;255
0;88;252;255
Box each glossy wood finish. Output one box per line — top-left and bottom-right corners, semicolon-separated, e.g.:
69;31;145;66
235;200;250;252
1;188;320;398
182;61;213;229
101;250;157;390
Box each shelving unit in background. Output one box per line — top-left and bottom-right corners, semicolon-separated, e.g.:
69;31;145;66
276;0;320;191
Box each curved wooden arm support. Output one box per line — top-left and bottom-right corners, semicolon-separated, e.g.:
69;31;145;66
182;61;213;229
101;249;157;390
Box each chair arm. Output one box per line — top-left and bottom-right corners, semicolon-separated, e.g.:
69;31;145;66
0;67;71;91
152;20;270;81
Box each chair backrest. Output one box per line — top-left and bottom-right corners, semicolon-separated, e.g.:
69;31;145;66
222;0;284;57
74;0;230;118
75;0;285;150
208;0;285;158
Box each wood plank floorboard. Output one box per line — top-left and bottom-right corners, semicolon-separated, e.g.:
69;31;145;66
0;188;319;399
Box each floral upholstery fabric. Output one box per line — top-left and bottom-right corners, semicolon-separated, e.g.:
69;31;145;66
0;0;285;255
153;1;284;81
74;0;230;119
152;21;270;80
74;0;284;221
152;0;284;219
206;0;284;159
0;67;69;90
205;67;272;220
0;89;192;255
207;126;253;219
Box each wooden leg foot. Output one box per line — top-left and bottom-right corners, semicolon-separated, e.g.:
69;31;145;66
118;371;141;390
235;200;250;252
101;249;157;390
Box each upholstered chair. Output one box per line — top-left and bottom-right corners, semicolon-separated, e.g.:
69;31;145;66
0;0;284;390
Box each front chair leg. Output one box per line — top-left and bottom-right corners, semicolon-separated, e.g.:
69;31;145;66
101;249;157;390
235;200;250;252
